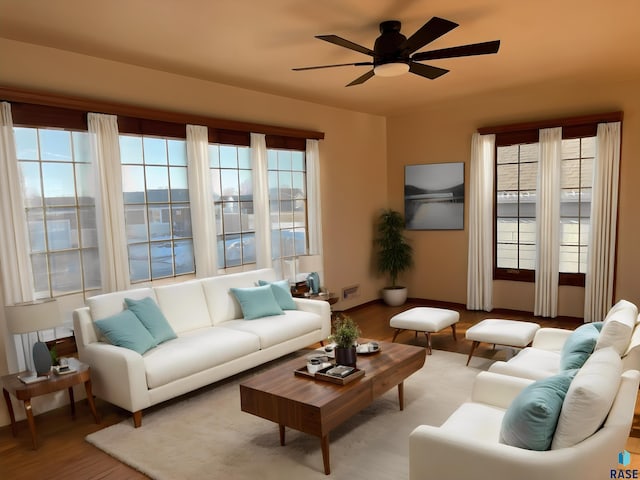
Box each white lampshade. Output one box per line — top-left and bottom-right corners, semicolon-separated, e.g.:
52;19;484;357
5;299;61;334
297;255;323;274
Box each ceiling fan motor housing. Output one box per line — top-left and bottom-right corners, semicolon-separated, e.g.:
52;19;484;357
374;20;409;66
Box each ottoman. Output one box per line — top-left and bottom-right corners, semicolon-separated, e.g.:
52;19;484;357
390;307;460;354
465;319;540;366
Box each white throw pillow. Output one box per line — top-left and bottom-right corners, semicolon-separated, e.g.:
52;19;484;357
595;302;637;355
551;347;622;449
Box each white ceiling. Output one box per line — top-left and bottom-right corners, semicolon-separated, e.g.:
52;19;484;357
1;0;639;116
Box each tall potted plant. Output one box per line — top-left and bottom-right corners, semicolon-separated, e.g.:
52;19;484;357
375;209;413;306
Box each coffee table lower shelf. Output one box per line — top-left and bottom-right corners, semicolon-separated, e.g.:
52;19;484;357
239;341;425;475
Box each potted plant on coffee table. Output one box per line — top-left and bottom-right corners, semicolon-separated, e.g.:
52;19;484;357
375;208;413;306
331;314;361;367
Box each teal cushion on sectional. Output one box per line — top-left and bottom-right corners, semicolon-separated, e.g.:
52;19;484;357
125;296;177;344
94;310;158;355
499;371;576;451
230;285;284;320
257;279;297;310
559;323;599;370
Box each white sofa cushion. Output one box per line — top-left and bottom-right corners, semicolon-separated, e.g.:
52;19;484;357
201;268;277;325
87;287;156;321
551;347;622;449
143;327;261;389
439;402;505;443
220;310;323;349
491;347;562;378
153;280;212;334
595;300;637;355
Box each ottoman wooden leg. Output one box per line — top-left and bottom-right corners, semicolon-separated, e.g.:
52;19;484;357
451;324;457;341
466;341;480;366
391;329;403;342
424;332;432;355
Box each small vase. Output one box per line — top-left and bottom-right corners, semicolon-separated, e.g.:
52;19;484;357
334;346;357;367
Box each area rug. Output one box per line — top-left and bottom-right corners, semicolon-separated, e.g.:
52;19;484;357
86;350;492;479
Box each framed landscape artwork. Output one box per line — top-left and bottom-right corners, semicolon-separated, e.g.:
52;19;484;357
404;162;464;230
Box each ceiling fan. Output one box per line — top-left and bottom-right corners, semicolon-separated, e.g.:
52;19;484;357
293;17;500;86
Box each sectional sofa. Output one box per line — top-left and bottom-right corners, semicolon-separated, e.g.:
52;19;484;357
410;299;640;480
73;268;331;427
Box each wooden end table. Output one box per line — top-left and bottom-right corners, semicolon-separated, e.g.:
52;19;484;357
1;360;100;449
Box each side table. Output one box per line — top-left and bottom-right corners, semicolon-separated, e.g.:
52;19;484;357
1;360;100;449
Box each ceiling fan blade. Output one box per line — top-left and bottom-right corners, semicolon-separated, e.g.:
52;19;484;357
293;62;373;71
346;69;375;87
412;40;501;61
316;35;374;56
408;62;449;80
401;17;458;54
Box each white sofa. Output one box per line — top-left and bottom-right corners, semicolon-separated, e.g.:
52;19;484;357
409;367;640;480
489;300;640;380
409;300;640;480
73;268;331;427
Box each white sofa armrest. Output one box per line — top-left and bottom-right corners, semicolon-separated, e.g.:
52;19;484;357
74;306;150;413
531;327;574;351
80;342;150;413
471;371;534;409
409;424;614;480
293;297;332;340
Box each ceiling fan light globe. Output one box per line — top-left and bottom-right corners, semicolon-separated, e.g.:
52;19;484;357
374;62;409;77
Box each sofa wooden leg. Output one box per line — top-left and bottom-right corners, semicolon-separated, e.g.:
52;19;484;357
451;324;457;341
133;410;142;428
466;341;480;366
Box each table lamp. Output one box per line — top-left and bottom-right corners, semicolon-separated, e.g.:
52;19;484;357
5;299;61;380
297;255;323;294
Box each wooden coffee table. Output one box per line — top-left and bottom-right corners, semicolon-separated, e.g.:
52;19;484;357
239;340;426;475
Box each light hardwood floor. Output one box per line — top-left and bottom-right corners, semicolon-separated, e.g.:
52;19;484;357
1;299;638;478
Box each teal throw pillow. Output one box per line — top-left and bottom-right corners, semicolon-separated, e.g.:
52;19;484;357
94;310;158;355
499;371;576;451
257;279;298;310
230;285;284;320
559;323;599;370
125;297;177;344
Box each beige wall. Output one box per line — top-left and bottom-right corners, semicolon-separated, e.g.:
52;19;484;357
0;39;388;425
387;75;640;316
1;37;638;426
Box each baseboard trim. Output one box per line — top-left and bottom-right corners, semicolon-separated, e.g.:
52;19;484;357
340;297;584;324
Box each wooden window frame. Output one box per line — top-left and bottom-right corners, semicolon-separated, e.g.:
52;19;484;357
480;112;623;287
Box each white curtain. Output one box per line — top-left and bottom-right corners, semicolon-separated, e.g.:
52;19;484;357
0;102;35;372
88;113;130;293
306;139;323;256
187;125;218;278
466;133;495;311
584;122;621;322
534;127;562;317
251;133;272;268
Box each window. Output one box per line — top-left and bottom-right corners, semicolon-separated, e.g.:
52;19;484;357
4;92;323;292
495;132;595;285
268;148;308;262
120;134;195;282
15;127;100;298
209;144;255;268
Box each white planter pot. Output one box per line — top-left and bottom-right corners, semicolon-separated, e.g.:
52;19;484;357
381;287;408;306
